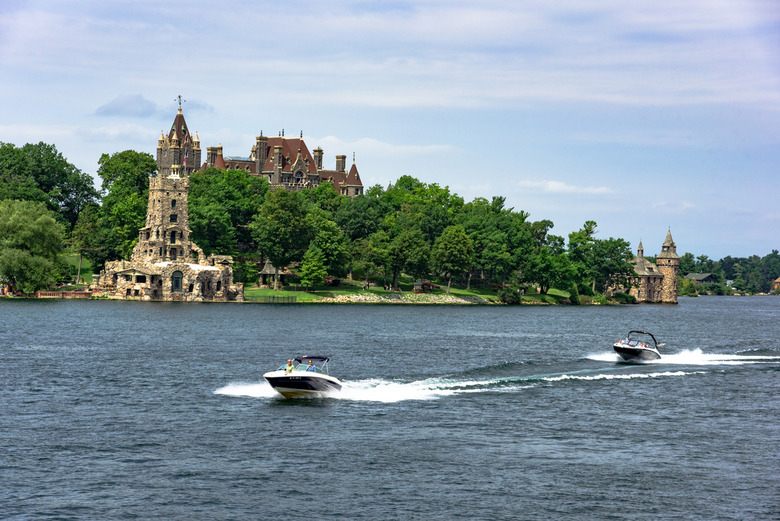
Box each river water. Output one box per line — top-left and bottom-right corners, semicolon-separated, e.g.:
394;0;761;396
1;297;778;520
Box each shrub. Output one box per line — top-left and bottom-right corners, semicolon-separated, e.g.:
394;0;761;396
498;288;522;305
612;292;637;304
569;283;581;305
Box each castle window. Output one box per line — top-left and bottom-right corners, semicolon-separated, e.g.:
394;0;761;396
170;214;178;223
188;284;194;293
170;231;177;243
171;271;183;292
136;275;147;283
216;281;222;291
125;275;132;282
156;230;160;239
172;199;177;208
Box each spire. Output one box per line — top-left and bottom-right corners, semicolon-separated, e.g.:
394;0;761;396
658;230;679;259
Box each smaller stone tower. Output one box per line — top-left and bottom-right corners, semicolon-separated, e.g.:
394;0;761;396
656;230;680;304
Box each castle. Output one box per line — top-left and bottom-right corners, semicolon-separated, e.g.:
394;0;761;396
93;105;244;301
203;133;363;197
626;231;680;303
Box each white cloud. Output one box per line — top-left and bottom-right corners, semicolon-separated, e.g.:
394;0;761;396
517;180;615;195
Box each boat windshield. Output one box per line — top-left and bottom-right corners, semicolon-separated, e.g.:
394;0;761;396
277;356;331;374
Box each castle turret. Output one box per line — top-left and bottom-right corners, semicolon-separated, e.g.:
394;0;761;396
256;134;268;173
313;147;323;171
656;230;679;303
273;145;283;184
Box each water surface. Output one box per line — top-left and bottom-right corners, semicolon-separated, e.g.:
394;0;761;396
1;297;778;519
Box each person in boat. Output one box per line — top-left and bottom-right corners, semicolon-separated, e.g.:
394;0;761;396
285;359;295;373
306;359;317;372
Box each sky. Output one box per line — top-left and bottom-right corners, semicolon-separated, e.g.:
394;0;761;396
1;0;778;259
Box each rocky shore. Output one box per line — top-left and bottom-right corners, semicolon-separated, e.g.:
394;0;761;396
314;293;496;304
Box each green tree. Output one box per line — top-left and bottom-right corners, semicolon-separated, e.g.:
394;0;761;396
68;203;104;282
432;224;473;293
308;212;350;277
388;226;429;289
0;142;99;229
299;246;327;290
249;190;313;289
679;252;696;275
189;168;268;254
521;245;576;294
96;150;155;262
589;237;635;293
0;200;65;293
361;230;391;285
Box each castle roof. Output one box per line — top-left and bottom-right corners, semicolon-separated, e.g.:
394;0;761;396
657;230;679;259
260;137;317;175
168;107;191;143
345;162;361;186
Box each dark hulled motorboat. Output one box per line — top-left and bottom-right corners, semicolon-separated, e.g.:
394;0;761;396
613;331;663;362
263;356;342;398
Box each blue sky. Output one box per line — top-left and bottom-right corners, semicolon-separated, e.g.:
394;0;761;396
1;0;778;259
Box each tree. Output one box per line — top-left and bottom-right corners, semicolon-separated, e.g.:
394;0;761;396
589;237;635;293
361;230;391;285
299;246;327;290
68;203;103;282
432;225;473;293
96;150;155;262
189;168;268;254
388;226;429;289
308;212;350;277
0;142;98;229
249;190;313;289
0;200;64;293
521;245;576;294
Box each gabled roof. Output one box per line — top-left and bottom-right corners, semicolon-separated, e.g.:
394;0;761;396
684;272;714;281
345;162;362;186
632;255;659;277
259;137;317;174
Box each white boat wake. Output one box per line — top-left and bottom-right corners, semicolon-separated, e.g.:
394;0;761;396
587;349;780;366
214;367;719;403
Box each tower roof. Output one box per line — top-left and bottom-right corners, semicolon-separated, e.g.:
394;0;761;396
657;230;679;259
168;106;191;143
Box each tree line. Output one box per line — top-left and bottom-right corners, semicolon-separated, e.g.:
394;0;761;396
1;142;777;297
675;251;780;295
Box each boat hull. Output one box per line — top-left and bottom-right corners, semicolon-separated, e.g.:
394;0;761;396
263;370;342;398
613;344;661;362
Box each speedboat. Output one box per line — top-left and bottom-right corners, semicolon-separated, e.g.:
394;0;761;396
263;356;342;398
613;330;663;362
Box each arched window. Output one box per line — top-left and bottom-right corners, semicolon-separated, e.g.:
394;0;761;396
171;271;183;292
171;199;177;208
170;231;177;243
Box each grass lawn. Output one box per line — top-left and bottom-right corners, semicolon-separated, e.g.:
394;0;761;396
62;254;94;284
243;273;507;303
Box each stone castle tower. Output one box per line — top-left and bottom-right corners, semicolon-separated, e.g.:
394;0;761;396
624;231;679;303
130;105;203;265
93;104;243;302
655;230;680;303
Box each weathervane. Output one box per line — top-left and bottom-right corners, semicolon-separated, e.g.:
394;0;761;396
175;95;186;108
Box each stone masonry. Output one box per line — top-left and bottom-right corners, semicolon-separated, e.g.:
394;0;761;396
94;106;244;302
